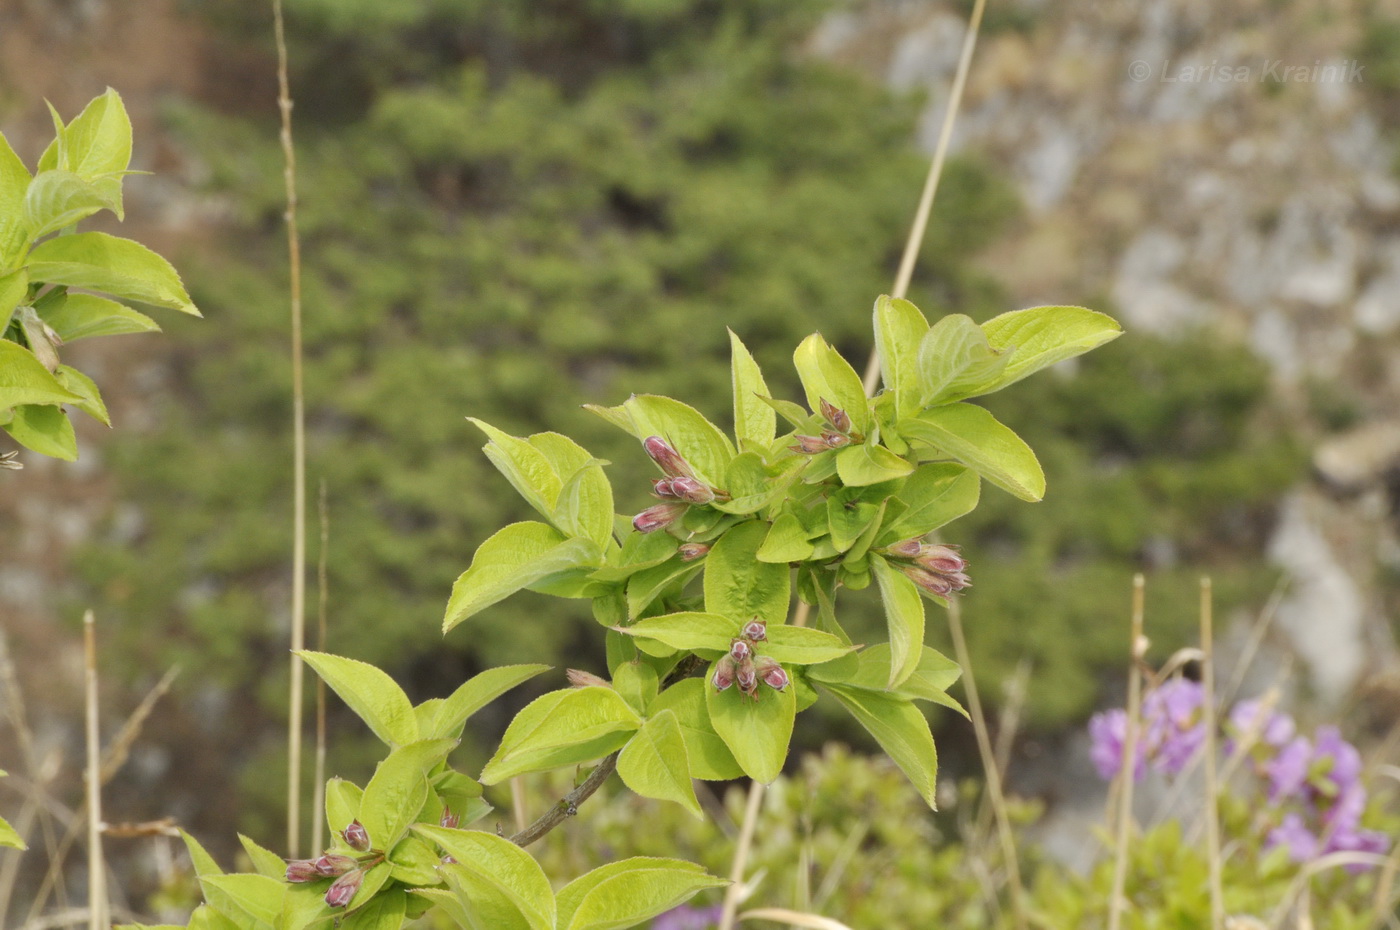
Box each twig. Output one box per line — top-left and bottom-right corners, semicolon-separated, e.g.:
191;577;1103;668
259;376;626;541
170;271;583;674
862;0;989;394
1108;575;1146;930
947;595;1027;930
273;0;309;858
99;667;179;785
1200;578;1224;930
82;611;105;930
718;779;766;930
311;479;329;853
509;656;704;847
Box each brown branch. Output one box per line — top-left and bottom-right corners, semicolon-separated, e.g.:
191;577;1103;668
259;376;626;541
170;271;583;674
509;655;703;848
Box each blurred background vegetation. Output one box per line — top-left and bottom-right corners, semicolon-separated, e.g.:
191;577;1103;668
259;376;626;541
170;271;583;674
8;0;1399;921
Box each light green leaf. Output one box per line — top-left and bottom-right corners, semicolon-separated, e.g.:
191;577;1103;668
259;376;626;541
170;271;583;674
557;857;726;930
623;394;735;487
56;365;108;426
819;683;938;808
323;778;363;838
23;169;117;238
50;88;133;181
624;559;703;621
616;710;702;818
809;644;962;704
339;889;406;930
706;664;796;783
296;651;417;747
412;826;555;930
613;612;736;654
881;464;979;542
444;522;602;632
552;458;614;549
0;812;24;850
826;489;881;553
872;295;929;420
359;739;457;850
277;882;336;930
0;133;31;270
4;403;77;461
648;679;743;780
834;443;914;487
900;405;1045;502
792;333;869;434
201;874;285;927
387;836;443;887
426;664;550;741
0;268;28;334
870;555;925;689
0;338;83;410
703;521;791;626
480;686;640;784
611;661;658;714
468;418;562;523
756;513;815;563
237;834;287;881
916;313;1010;407
26;232;199;314
35;292;160;341
976;305;1123;395
710;451;774;514
589;530;677;584
180;829;225;879
761;625;855;666
728;329;775;447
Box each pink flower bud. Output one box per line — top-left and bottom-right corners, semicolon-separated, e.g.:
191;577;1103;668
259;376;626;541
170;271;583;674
643;436;695;479
790;434;830;455
820;431;851;449
668;476;717;505
729;638;753;662
567;669;611;689
285;859;320;883
735;657;758;695
324;868;364;908
819;398;852;435
313;854;358;877
440;808;460;829
741;619;767;642
653;477;682;499
883;538;923;559
341;820;370;852
712;655;737;691
633;502;687;534
678;542;710;561
916;544;967;574
755;657;789;691
899;564;971;596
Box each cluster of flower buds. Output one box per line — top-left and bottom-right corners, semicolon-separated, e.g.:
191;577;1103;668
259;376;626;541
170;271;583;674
711;619;789;701
633;437;729;534
790;398;858;455
284;820;382;908
881;539;972;597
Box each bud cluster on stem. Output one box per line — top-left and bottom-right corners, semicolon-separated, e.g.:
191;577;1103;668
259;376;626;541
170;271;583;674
633;437;729;534
881;539;971;596
790;398;861;454
283;820;384;908
711;619;789;700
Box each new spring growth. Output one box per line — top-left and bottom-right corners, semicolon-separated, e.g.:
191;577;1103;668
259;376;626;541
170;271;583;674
818;398;853;436
325;868;364;908
633;501;687;534
883;539;971;596
754;656;789;691
341;820;370;852
712;618;785;700
741;619;767;642
643;435;696;479
567;668;611;689
634;437;729;532
440;807;461;829
678;542;710;561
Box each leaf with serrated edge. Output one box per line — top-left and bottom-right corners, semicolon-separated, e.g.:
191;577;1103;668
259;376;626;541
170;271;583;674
0;134;31;269
870;555;924;689
480;686;640;784
820;682;938;808
36;292;160;341
761;625;855;666
444;522;602;632
900;405;1045;502
648;679;743;780
873;295;929;420
297;651;417;747
4;403;77;460
426;664;550;740
706;663;795;783
237;834;286;880
339;888;406;930
56;365;108;426
623;394;735;487
358;739;456;850
324;777;363;838
468;418;562;523
792;333;869;434
557;858;726;930
917;313;1010;407
616;710;702;818
703;521;790;626
27;232;198;314
834;443;913;487
0;339;83;410
412;826;555;930
200;874;285;927
729;329;775;447
976;305;1122;395
881;464;979;542
613;612;736;654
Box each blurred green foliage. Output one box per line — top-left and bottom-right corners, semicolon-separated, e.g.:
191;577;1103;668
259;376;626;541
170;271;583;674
71;0;1300;838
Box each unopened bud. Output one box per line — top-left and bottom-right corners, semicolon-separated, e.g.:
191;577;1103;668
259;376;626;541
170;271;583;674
790;434;830;455
916;544;966;574
314;854;358;877
324;868;364;908
633;502;686;534
285;859;320;883
820;431;851;449
755;657;789;691
741;619;767;642
668;476;717;505
883;538;923;559
819;398;852;435
653;477;681;499
341;820;370;852
440;808;460;829
678;542;710;561
735;657;758;695
899;564;971;596
729;638;753;662
567;669;611;689
643;436;695;479
712;654;737;691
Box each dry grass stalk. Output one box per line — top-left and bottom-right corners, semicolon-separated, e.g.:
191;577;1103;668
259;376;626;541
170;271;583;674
98;667;179;786
717;779;767;930
1200;578;1225;929
311;479;330;854
1108;574;1147;930
82;611;105;930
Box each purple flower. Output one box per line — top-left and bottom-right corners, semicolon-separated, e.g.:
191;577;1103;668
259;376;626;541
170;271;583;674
1088;709;1145;781
755;657;789;691
1268;812;1320;862
643;437;696;479
1312;726;1362;795
341;820;370;852
1266;736;1313;804
1143;679;1205;775
651;904;723;930
1227;698;1295;751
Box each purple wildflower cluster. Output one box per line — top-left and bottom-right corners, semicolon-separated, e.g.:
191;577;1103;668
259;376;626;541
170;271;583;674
1088;687;1390;871
1226;702;1389;869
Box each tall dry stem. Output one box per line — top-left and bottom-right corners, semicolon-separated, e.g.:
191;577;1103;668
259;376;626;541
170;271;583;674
82;611;106;930
1108;574;1146;930
1200;578;1224;929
